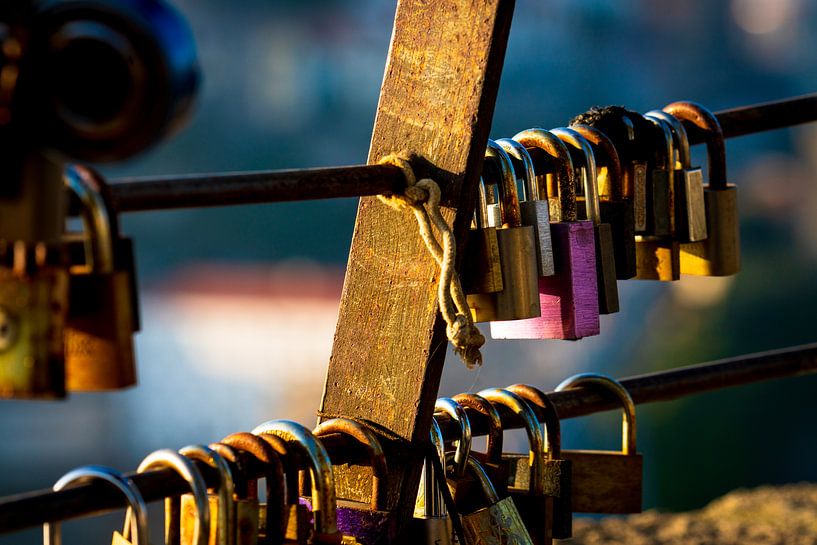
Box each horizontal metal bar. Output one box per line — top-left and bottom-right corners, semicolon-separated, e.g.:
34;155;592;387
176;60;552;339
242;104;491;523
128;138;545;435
2;342;817;533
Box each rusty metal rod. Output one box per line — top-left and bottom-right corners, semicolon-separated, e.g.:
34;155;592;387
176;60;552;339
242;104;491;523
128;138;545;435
2;342;817;533
105;94;817;212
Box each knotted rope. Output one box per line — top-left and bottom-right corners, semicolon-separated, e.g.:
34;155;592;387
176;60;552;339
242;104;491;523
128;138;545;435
377;153;485;368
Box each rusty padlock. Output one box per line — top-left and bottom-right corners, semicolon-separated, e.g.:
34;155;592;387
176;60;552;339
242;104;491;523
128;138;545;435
453;392;508;498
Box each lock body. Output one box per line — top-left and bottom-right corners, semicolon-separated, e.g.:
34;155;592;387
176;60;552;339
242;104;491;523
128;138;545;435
519;199;555;277
648;168;673;237
602;200;636;280
461;227;503;295
631;162;648;233
674;168;708;243
592;222;619;314
680;185;739;276
460;496;533;545
562;450;642;514
507;457;573;541
635;236;680;281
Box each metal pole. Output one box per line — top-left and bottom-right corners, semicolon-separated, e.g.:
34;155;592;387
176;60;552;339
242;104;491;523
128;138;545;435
2;342;817;533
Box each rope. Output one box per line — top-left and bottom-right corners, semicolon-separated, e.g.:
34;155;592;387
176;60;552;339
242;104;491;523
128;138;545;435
377;153;485;369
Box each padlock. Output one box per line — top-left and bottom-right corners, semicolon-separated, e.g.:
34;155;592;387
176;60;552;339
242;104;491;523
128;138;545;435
251;420;346;545
209;443;263;545
467;140;541;323
63;165;139;390
643;115;674;237
664;101;740;276
551;128;618;315
221;432;286;545
180;445;237;545
570;124;636;279
452;393;507;497
554;373;642;514
476;388;549;545
461;178;504;295
410;420;456;545
646;110;707;243
449;455;534;545
506;384;572;540
434;397;476;509
134;449;211;545
490;129;598;340
495;138;555;277
0;240;68;398
43;465;148;545
314;418;396;545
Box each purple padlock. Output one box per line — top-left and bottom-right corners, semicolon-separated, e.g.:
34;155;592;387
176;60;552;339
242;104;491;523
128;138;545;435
490;128;599;340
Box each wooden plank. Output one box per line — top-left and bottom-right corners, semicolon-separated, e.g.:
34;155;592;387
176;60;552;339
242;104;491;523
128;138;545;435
318;0;515;526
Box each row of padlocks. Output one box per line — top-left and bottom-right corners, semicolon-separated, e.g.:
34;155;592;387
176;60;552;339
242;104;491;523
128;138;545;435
41;373;635;545
462;101;739;340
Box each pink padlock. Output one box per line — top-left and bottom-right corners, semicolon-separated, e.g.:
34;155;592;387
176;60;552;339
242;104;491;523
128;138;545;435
490;128;600;340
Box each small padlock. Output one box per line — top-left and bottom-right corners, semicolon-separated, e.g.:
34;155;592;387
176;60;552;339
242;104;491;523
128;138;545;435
571;124;637;280
646;110;707;243
434;397;478;510
664;101;740;276
490;129;598;340
554;373;642;514
461;178;504;295
43;465;148;545
0;240;68;398
643;115;674;237
476;388;549;545
410;420;456;545
506;384;572;540
552;128;619;315
495;138;555;277
314;418;396;545
467;140;541;323
209;443;263;545
63;165;139;390
452;392;508;498
180;445;237;545
449;455;534;545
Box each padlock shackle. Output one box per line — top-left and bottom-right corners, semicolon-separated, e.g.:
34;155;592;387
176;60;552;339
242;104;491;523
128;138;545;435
647;110;691;170
643;116;675;173
475;177;493;230
513;128;577;222
477;388;545;496
552;128;601;225
663;101;728;190
570;124;624;202
447;455;500;505
555;373;637;455
64;165;117;274
135;449;211;545
251;420;338;537
433;398;472;479
46;466;148;545
313;418;389;511
180;445;237;545
485;140;523;228
506;384;561;459
452;393;504;465
496;138;539;204
250;432;300;505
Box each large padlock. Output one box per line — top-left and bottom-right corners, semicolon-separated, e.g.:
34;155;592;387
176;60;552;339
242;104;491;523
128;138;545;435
506;384;572;540
453;392;508;497
467;140;541;323
664;101;740;276
63;165;139;390
461;178;503;295
554;373;642;514
552;128;618;315
44;465;149;545
476;388;550;545
314;418;396;545
646;110;707;243
209;443;263;545
490;129;599;340
643;115;674;237
495;138;555;277
180;445;237;545
571;124;636;280
449;456;534;545
0;240;68;398
410;420;455;545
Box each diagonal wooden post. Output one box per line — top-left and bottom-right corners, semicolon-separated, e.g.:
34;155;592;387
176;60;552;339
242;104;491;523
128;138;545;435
318;0;515;533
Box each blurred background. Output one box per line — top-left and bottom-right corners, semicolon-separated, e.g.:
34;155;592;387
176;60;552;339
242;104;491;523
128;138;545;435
4;0;817;543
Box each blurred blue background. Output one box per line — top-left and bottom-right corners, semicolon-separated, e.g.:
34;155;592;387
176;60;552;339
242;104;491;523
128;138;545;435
4;0;817;543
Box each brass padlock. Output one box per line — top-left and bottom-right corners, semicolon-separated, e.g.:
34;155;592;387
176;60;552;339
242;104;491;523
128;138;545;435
506;384;572;540
450;455;534;545
664;101;740;276
552;128;619;314
411;420;455;545
180;445;237;545
646;110;707;243
555;373;642;514
468;140;540;323
461;178;503;295
64;165;138;390
0;241;68;398
571;124;637;280
643;115;674;237
453;392;508;497
209;443;262;545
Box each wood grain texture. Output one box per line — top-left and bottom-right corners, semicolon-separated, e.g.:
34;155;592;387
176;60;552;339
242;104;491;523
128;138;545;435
319;0;516;529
